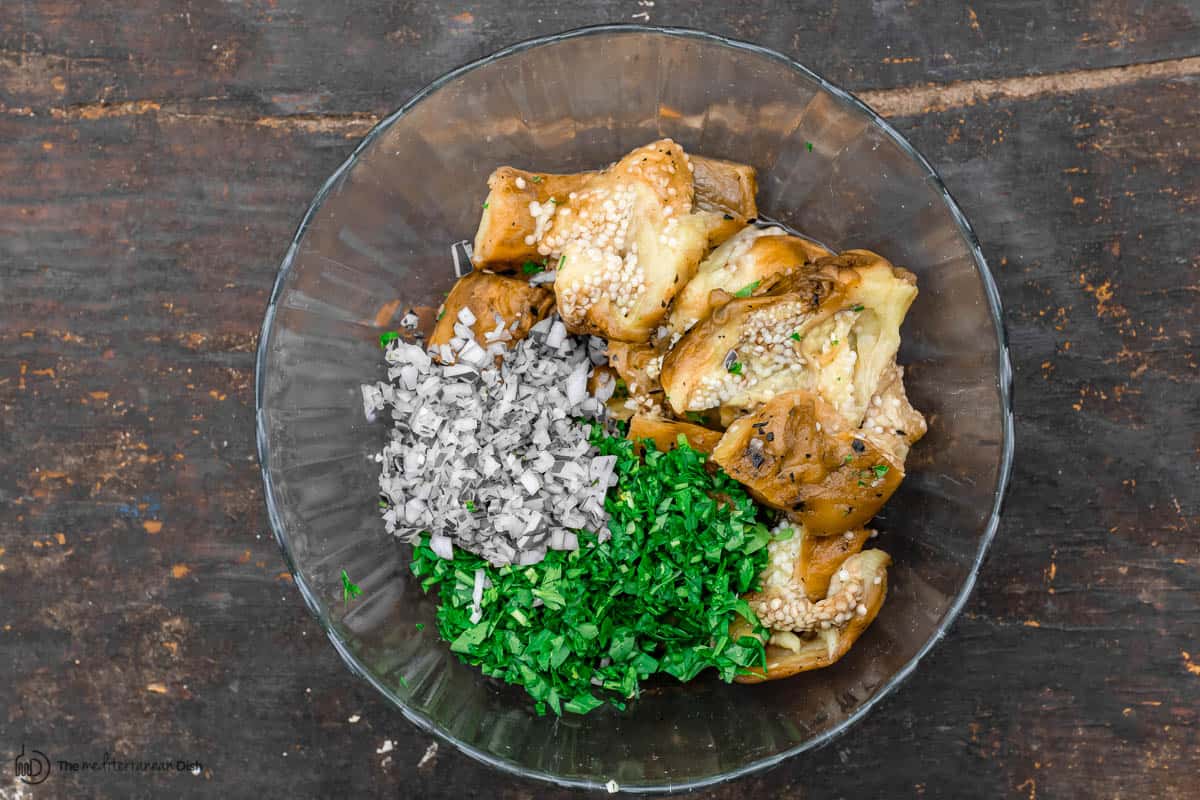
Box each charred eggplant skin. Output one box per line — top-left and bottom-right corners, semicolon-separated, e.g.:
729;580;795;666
711;391;903;533
626;414;723;455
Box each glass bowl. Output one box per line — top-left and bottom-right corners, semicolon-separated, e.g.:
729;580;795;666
255;25;1013;793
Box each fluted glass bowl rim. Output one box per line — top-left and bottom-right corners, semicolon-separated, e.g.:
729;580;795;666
254;23;1015;793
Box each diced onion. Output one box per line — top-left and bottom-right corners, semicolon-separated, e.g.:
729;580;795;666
469;568;485;623
369;312;611;566
430;534;454;560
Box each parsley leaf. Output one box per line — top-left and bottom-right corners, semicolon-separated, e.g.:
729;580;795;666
341;569;362;606
851;304;865;312
806;141;814;152
522;261;544;275
727;361;743;375
379;330;400;348
733;280;761;298
872;464;890;479
790;332;803;342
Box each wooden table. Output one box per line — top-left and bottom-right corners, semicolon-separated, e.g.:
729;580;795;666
3;3;1197;797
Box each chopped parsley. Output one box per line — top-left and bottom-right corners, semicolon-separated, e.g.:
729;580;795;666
379;330;400;348
790;332;803;341
831;338;839;346
558;254;566;270
482;200;489;209
530;175;543;183
437;310;445;321
733;280;761;298
341;569;363;606
410;427;772;716
727;360;743;375
415;623;425;631
465;500;478;512
806;141;814;152
851;304;865;312
522;261;545;275
872;464;890;479
685;411;707;424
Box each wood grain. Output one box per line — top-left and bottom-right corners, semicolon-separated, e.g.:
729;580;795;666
1;2;1198;798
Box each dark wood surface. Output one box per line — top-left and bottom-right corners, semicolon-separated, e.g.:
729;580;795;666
2;2;1198;798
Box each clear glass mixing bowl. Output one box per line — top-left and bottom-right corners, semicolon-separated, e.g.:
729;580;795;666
255;25;1013;793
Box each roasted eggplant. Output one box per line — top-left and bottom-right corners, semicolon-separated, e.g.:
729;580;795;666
710;390;904;531
471;168;591;270
659;250;918;428
690;155;759;248
626;414;723;455
472;154;759;270
428;271;554;362
859;361;927;464
547;141;708;341
669;225;832;334
733;547;891;682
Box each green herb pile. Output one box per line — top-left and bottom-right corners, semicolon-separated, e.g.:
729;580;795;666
409;425;773;715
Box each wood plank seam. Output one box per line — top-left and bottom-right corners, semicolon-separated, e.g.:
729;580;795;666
858;53;1200;116
4;55;1199;135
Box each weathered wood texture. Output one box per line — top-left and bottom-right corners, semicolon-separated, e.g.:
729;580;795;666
2;2;1198;798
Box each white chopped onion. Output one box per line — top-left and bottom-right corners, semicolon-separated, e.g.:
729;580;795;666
565;361;588;407
430;534;454;560
593;372;615;403
469;568;485;623
519;471;541;495
545;320;567;350
458;340;489;367
368;312;611;566
443;363;476;379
